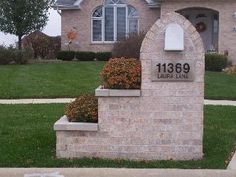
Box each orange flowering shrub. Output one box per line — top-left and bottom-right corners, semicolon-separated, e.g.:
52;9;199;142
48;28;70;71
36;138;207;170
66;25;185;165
66;29;77;51
100;58;141;89
67;30;77;41
65;95;98;123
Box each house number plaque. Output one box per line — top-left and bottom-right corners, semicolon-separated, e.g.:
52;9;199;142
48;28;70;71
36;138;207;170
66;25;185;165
151;60;195;82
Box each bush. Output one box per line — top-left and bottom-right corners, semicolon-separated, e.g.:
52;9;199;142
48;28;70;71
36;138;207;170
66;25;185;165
100;58;141;89
223;65;236;75
96;52;112;61
23;31;61;59
205;53;228;72
57;51;75;61
65;95;98;123
75;51;96;61
22;47;34;60
0;46;33;65
0;46;14;65
112;32;146;59
14;47;34;64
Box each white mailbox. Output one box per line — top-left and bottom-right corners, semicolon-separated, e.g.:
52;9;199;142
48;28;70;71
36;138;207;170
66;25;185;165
164;23;184;51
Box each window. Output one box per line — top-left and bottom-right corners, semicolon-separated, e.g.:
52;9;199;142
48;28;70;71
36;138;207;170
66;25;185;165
92;6;103;42
91;0;139;43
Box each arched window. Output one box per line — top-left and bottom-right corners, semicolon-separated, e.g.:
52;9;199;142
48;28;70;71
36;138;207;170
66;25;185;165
91;1;139;42
92;6;103;42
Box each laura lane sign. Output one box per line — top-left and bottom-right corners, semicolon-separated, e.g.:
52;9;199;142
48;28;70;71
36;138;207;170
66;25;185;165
151;60;195;82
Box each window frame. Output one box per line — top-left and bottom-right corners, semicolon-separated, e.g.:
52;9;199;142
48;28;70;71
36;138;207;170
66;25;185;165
91;6;104;43
91;4;139;44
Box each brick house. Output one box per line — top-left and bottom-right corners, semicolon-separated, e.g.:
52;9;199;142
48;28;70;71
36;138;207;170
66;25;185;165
53;0;236;64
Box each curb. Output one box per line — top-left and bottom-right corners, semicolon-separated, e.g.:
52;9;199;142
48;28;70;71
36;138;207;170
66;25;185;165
0;168;235;177
0;99;236;106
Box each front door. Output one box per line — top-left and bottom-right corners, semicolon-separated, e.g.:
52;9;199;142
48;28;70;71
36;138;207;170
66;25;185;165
178;8;219;52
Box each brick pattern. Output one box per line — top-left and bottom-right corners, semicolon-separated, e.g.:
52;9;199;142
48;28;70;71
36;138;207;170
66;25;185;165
60;0;236;64
56;12;205;161
161;0;236;64
61;0;160;52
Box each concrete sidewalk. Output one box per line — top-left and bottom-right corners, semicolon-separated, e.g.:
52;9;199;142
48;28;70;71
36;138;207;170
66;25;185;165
0;98;236;106
0;168;235;177
204;99;236;106
0;98;75;104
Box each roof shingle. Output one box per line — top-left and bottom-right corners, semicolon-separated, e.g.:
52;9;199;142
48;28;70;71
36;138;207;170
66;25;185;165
56;0;77;6
53;0;162;10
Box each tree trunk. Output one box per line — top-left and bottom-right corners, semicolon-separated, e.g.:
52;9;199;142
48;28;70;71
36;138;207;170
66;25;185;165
17;35;23;64
18;35;22;50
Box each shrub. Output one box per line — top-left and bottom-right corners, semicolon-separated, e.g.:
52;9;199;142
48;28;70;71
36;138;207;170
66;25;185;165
75;51;96;61
65;95;98;123
57;51;75;61
22;47;34;60
0;46;14;65
112;32;146;59
0;46;33;65
96;52;112;61
100;58;141;89
23;31;61;59
13;47;34;64
223;65;236;75
205;53;228;72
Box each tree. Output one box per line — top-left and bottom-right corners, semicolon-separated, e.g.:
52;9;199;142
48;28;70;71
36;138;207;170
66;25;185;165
0;0;53;50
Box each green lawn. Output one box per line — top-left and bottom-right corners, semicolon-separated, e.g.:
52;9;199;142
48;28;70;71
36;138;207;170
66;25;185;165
0;62;105;99
0;62;235;100
0;104;235;168
205;71;236;100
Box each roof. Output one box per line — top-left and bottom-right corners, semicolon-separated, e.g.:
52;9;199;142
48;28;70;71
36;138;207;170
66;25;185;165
146;0;163;8
52;0;82;10
52;0;163;10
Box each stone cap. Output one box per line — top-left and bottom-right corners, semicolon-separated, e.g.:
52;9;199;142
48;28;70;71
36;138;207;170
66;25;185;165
54;116;98;131
95;86;141;97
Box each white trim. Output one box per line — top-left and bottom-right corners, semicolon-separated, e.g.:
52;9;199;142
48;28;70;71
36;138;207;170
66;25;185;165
91;6;103;42
90;17;93;43
126;6;129;37
114;4;117;41
53;0;161;10
91;41;115;44
58;0;158;7
102;6;105;42
74;0;83;6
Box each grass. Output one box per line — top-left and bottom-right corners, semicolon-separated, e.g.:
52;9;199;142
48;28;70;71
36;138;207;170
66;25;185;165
0;62;236;100
0;104;235;168
205;71;236;100
0;62;105;99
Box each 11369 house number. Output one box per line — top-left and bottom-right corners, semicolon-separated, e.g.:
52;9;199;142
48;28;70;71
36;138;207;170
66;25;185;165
151;60;195;82
156;63;190;74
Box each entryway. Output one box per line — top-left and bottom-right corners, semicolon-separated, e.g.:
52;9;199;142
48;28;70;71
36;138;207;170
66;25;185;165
177;8;219;52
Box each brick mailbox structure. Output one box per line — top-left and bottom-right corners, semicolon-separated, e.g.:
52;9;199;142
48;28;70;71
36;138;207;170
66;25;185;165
54;12;205;161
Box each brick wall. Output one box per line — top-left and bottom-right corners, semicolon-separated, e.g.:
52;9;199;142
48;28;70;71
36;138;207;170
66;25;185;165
61;0;160;52
161;0;236;64
60;0;236;64
56;12;205;161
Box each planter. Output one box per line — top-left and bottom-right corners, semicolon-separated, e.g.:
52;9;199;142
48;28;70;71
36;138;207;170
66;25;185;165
54;116;98;131
95;86;141;97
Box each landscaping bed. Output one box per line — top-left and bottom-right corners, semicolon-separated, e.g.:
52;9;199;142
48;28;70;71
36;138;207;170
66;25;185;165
0;104;235;168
